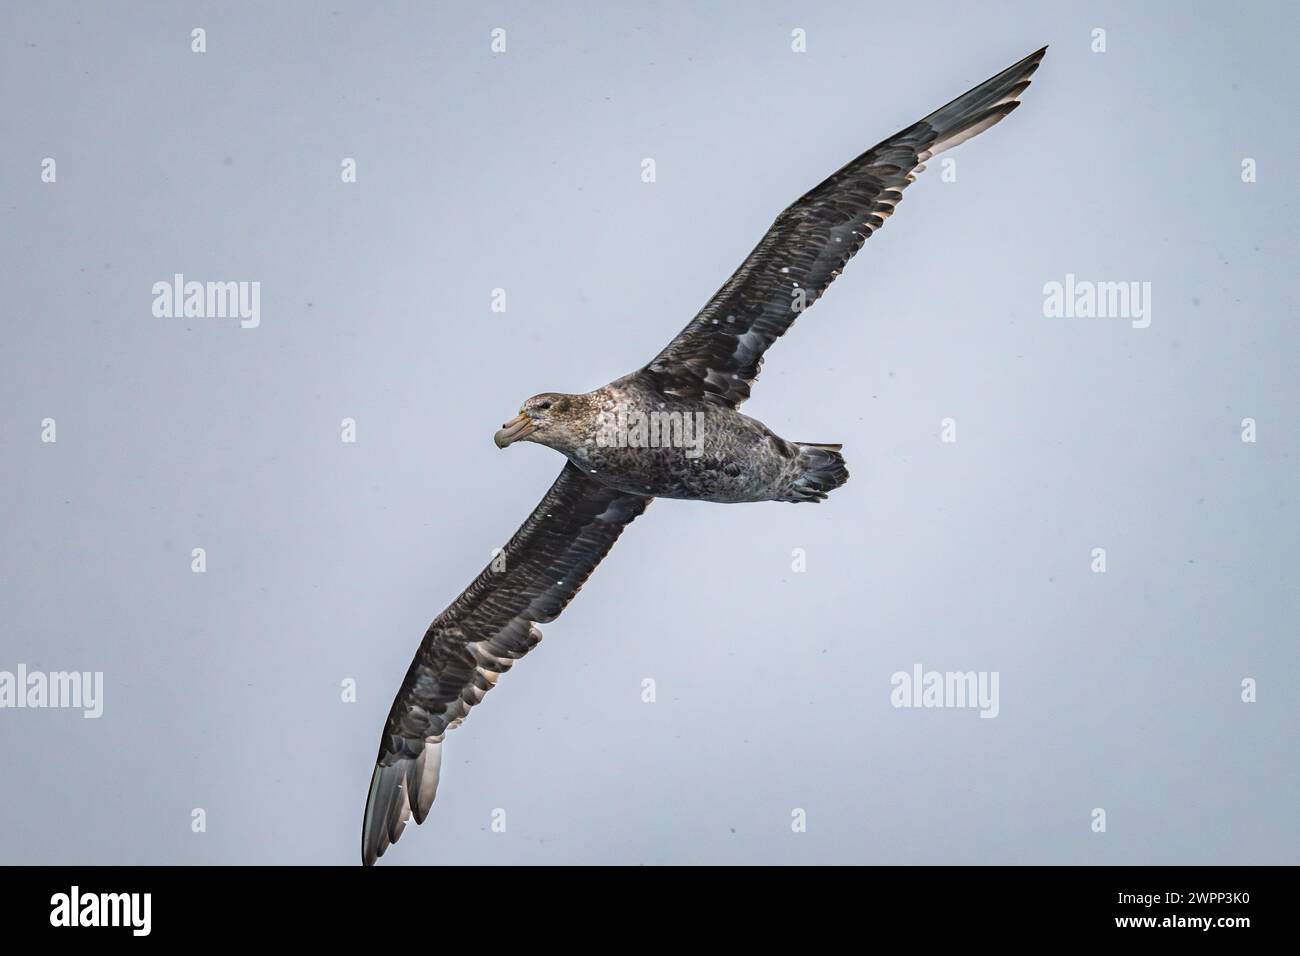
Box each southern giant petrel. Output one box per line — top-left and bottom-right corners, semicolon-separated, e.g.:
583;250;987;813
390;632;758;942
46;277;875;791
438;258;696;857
362;45;1047;864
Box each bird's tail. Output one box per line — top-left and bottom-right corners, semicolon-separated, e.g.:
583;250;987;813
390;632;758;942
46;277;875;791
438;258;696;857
782;443;849;503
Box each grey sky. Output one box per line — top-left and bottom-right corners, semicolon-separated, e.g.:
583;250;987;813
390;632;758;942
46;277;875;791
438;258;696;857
1;1;1296;864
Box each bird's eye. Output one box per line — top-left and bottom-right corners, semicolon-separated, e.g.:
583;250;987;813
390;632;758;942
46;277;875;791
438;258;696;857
536;400;553;411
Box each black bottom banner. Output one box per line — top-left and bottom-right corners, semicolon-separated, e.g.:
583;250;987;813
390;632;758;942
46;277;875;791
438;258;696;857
0;865;1280;941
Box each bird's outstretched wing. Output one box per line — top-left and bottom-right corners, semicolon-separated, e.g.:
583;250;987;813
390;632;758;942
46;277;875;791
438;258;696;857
638;46;1046;408
362;463;650;864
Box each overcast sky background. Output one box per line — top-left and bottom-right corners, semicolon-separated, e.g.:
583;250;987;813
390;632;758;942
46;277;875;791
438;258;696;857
1;1;1296;864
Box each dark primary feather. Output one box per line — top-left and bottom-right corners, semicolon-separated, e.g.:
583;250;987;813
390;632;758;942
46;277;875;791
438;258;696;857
639;46;1047;408
361;463;650;865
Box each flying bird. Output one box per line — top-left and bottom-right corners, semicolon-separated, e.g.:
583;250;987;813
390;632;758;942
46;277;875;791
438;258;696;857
362;46;1047;864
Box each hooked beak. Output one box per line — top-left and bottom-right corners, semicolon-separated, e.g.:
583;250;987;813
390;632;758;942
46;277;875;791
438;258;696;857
494;412;537;448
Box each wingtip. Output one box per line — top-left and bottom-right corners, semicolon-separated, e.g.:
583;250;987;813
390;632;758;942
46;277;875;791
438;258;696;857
1016;46;1048;70
360;737;445;866
1019;47;1048;76
360;759;404;867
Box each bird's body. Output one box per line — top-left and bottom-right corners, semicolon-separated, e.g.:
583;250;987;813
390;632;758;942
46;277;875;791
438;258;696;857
361;45;1048;864
527;376;847;503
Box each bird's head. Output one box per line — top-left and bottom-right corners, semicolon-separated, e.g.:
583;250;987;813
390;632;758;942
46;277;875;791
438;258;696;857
494;392;587;451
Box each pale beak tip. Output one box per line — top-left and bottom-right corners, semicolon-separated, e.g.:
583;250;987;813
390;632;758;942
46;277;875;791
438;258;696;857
494;412;534;449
